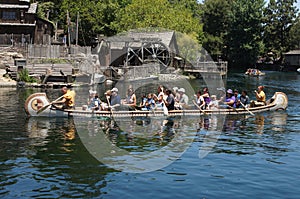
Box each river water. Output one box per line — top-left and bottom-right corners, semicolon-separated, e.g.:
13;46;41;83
0;71;299;198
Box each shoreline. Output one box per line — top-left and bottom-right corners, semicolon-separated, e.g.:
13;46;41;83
0;69;16;87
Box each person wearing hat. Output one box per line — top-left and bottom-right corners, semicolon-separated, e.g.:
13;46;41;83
177;88;189;108
173;87;180;102
220;89;236;108
109;87;121;109
208;95;219;109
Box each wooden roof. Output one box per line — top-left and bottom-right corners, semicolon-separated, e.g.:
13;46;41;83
106;31;177;51
284;50;300;55
28;3;37;14
0;4;29;9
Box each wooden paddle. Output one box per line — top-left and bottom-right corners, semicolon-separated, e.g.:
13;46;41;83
240;102;254;116
37;95;64;114
192;100;206;115
106;96;115;118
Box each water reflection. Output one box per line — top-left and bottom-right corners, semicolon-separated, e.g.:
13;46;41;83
26;117;76;141
270;112;288;132
22;117;110;198
255;114;265;134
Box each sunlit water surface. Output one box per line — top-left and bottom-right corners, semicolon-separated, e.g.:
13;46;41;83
0;71;299;198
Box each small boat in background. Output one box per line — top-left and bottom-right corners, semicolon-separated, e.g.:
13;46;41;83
297;68;300;74
245;68;265;76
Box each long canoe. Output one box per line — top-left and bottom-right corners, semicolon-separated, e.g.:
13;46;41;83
25;92;288;118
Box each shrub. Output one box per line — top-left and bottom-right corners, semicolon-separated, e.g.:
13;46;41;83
18;69;37;83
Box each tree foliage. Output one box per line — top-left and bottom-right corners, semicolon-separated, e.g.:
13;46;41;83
201;0;232;60
35;0;299;68
225;0;265;67
112;0;203;40
263;0;298;59
37;2;55;20
289;17;300;49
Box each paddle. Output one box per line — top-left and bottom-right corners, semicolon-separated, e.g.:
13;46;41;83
37;95;64;114
192;100;206;115
106;96;115;118
240;102;254;116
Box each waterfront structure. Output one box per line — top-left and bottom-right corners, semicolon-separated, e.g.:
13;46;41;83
0;0;54;45
283;50;300;71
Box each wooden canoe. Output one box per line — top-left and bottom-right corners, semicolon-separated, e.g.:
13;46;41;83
25;92;288;118
245;69;265;76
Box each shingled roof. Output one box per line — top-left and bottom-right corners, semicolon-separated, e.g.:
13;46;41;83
106;31;178;54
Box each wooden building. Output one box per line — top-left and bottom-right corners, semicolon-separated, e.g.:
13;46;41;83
98;31;179;68
284;50;300;66
0;0;54;45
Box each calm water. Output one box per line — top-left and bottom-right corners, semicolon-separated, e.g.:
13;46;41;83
0;71;299;198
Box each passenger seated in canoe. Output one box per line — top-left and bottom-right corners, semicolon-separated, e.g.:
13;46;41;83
140;93;156;111
162;89;175;111
153;85;165;110
245;68;251;75
201;87;211;109
175;88;189;109
233;89;241;108
219;89;236;109
51;86;76;110
88;90;96;104
217;87;226;102
208;95;219;109
173;87;181;103
90;94;102;111
250;85;266;107
86;90;102;111
236;90;250;108
122;87;137;110
99;89;112;111
109;87;121;110
194;90;205;110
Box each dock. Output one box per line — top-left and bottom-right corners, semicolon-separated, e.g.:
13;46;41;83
182;61;228;78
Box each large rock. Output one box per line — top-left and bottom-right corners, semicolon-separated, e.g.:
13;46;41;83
0;51;23;69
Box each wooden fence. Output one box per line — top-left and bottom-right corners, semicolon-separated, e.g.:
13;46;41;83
27;45;91;58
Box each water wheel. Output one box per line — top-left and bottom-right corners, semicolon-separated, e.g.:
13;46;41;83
125;41;171;70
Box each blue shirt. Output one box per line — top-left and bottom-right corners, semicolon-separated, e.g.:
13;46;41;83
110;95;121;106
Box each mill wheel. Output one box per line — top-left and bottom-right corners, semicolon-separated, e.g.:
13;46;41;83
125;41;171;70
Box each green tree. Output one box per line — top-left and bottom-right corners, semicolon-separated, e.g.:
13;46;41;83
112;0;203;39
289;17;300;50
263;0;298;59
226;0;265;68
201;0;232;60
37;2;55;20
168;0;203;19
59;0;120;45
